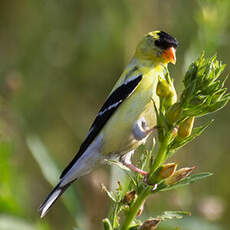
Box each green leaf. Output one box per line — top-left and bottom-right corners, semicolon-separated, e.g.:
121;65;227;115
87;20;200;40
127;173;138;187
103;218;113;230
180;53;229;118
101;184;116;203
160;216;222;230
0;215;36;230
157;211;191;221
26;136;85;228
160;172;213;191
26;136;60;186
128;226;138;230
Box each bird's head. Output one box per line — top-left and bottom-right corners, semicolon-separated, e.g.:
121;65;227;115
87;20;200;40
135;31;178;65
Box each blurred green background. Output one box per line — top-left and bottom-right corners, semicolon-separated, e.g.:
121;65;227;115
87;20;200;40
0;0;230;229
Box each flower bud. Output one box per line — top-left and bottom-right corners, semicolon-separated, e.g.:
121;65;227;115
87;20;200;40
139;219;161;230
166;102;182;124
123;190;136;204
156;79;172;98
158;163;177;180
165;167;196;185
178;117;194;138
148;163;177;184
166;83;177;107
156;78;177;107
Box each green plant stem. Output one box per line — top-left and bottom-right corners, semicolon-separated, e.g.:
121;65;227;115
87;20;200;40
148;131;173;182
117;54;230;230
109;202;120;229
121;188;150;230
121;130;173;230
112;205;118;228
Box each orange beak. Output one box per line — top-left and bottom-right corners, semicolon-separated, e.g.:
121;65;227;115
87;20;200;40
162;47;176;64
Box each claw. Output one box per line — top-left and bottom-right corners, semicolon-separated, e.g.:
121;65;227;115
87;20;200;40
145;126;158;135
119;152;148;176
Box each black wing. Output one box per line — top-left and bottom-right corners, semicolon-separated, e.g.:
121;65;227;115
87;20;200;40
60;75;142;178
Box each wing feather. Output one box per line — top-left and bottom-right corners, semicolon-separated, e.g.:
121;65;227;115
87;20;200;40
60;74;142;178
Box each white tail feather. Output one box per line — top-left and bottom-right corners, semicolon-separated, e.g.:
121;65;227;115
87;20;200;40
38;134;104;217
40;189;62;218
38;181;71;218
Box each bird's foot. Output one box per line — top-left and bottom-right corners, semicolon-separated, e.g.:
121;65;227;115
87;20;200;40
124;163;148;176
120;155;158;190
119;154;148;176
144;126;158;135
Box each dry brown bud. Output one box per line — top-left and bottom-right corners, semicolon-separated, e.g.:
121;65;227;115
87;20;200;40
158;163;177;180
139;218;161;230
123;190;136;204
165;166;196;185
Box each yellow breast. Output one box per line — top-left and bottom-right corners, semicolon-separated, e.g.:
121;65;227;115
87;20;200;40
100;64;163;155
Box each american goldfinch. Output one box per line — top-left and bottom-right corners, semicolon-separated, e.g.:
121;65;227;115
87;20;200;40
39;30;178;217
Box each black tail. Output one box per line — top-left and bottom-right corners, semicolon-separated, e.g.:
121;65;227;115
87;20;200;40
38;181;73;218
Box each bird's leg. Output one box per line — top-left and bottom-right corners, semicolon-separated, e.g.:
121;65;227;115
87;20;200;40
121;118;158;178
144;126;157;136
119;151;148;176
119;149;157;188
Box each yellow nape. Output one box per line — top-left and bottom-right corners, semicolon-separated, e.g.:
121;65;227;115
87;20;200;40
134;31;164;64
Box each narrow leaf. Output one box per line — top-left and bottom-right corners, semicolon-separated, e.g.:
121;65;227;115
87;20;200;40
157;211;191;221
105;159;131;172
101;184;116;202
103;218;113;230
26;136;86;227
160;172;213;191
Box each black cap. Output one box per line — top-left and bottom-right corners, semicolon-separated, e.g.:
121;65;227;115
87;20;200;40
155;31;178;50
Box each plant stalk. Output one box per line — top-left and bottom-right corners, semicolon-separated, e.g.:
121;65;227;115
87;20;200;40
121;130;173;230
121;187;150;230
148;131;173;183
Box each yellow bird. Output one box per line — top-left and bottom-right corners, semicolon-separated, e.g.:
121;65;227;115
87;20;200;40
39;30;178;217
